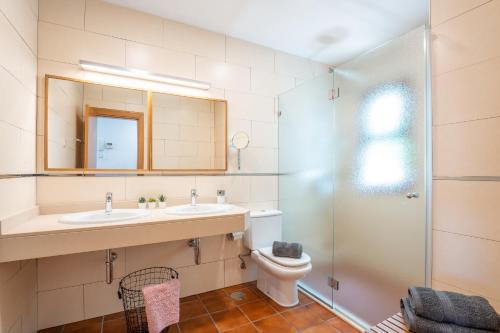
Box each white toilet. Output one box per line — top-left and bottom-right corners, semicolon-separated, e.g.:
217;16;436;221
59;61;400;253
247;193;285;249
244;209;312;307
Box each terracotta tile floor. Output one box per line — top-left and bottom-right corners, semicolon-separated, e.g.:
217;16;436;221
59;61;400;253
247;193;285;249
38;281;358;333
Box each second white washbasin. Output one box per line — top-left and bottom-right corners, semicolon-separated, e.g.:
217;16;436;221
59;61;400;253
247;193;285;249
59;209;151;224
163;203;233;216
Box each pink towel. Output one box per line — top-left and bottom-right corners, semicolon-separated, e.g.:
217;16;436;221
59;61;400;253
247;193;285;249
142;279;180;333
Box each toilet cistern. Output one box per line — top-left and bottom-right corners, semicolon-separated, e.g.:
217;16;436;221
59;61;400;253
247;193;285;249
191;189;198;206
105;192;113;214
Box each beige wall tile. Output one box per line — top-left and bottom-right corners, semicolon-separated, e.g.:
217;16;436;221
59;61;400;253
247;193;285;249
124;176;195;201
0;67;37;133
83;280;122;318
163;20;225;61
38;286;84;329
431;0;491;27
251;69;295;97
195;176;250;203
0;262;21;285
231;147;276;173
0;13;36;93
224;257;257;287
85;0;163;46
38;21;126;66
196;57;250;91
250;121;277;148
226;37;274;73
432;279;500;312
125;41;195;79
226;90;275;122
275;51;314;80
176;261;225;297
39;0;85;30
0;0;38;53
434;180;500;241
36;177;126;205
433;118;500;176
227;118;251;140
432;230;500;302
0;178;36;220
38;249;126;291
0;122;23;173
0;261;37;333
432;1;500;75
125;241;197;273
433;57;500;124
250;176;277;203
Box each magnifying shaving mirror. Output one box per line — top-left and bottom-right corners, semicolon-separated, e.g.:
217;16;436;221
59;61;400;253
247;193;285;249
231;131;250;170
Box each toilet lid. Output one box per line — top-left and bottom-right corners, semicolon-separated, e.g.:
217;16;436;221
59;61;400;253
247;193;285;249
258;247;311;267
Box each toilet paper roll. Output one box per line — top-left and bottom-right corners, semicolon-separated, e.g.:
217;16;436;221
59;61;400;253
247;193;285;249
227;231;244;241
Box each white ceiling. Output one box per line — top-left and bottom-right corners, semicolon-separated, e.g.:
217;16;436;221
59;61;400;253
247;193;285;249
104;0;428;65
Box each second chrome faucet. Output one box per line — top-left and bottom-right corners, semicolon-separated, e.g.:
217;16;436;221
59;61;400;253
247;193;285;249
190;189;198;206
105;192;113;214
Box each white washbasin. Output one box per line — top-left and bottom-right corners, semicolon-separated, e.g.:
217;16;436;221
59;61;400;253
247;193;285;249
163;204;233;216
59;209;151;224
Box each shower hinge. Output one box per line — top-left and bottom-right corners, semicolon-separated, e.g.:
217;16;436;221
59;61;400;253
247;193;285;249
329;88;340;101
328;276;339;290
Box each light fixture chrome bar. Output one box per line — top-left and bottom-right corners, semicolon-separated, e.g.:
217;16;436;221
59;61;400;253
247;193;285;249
79;60;211;90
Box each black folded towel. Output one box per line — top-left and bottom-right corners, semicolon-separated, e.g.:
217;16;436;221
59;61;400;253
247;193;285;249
408;287;499;331
272;241;302;259
401;298;498;333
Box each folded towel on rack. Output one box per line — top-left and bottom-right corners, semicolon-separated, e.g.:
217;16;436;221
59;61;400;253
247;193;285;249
401;298;498;333
408;287;499;331
272;241;302;259
142;279;180;333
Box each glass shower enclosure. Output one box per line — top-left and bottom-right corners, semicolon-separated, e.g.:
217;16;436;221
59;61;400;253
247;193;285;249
278;26;429;328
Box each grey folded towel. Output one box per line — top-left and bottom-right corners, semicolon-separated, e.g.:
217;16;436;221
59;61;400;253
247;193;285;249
408;287;499;331
401;298;498;333
272;241;302;259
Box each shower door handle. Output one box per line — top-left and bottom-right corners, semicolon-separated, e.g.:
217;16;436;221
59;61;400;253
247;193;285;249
406;192;420;199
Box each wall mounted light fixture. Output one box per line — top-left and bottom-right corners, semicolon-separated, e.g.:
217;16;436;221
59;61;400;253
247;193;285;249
79;60;211;90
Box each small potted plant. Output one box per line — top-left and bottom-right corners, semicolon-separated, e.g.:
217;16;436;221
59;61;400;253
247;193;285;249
138;197;146;209
147;197;157;209
158;194;167;209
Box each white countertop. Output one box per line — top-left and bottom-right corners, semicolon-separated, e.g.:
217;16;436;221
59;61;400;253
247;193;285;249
0;205;248;263
1;205;249;237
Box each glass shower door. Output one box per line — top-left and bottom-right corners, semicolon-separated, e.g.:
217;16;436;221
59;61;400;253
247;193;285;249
278;74;335;305
332;26;428;327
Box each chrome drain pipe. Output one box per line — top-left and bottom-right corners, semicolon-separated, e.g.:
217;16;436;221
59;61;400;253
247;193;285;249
188;238;201;265
105;249;118;284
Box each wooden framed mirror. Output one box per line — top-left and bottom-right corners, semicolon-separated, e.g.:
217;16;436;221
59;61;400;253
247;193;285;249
44;75;227;173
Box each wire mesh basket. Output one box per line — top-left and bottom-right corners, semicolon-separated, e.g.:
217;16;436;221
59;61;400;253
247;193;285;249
118;267;179;333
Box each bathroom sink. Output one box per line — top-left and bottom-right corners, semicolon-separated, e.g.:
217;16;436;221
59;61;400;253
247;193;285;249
59;209;151;224
163;204;233;216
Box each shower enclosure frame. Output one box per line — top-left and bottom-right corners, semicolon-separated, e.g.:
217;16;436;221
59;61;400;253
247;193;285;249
277;24;433;330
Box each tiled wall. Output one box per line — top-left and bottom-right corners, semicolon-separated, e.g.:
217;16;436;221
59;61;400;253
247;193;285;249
431;0;500;311
35;0;329;329
0;0;39;333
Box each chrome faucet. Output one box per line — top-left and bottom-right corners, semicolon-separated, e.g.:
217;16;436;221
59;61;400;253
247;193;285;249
191;189;198;206
105;192;113;214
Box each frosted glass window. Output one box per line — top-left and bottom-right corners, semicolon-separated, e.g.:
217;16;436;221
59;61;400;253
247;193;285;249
356;82;414;192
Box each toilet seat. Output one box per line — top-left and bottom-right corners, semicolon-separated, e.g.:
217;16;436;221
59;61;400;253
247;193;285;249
258;247;311;267
251;250;312;280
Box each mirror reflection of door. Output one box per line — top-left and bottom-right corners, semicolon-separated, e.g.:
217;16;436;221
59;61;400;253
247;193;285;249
84;106;144;170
